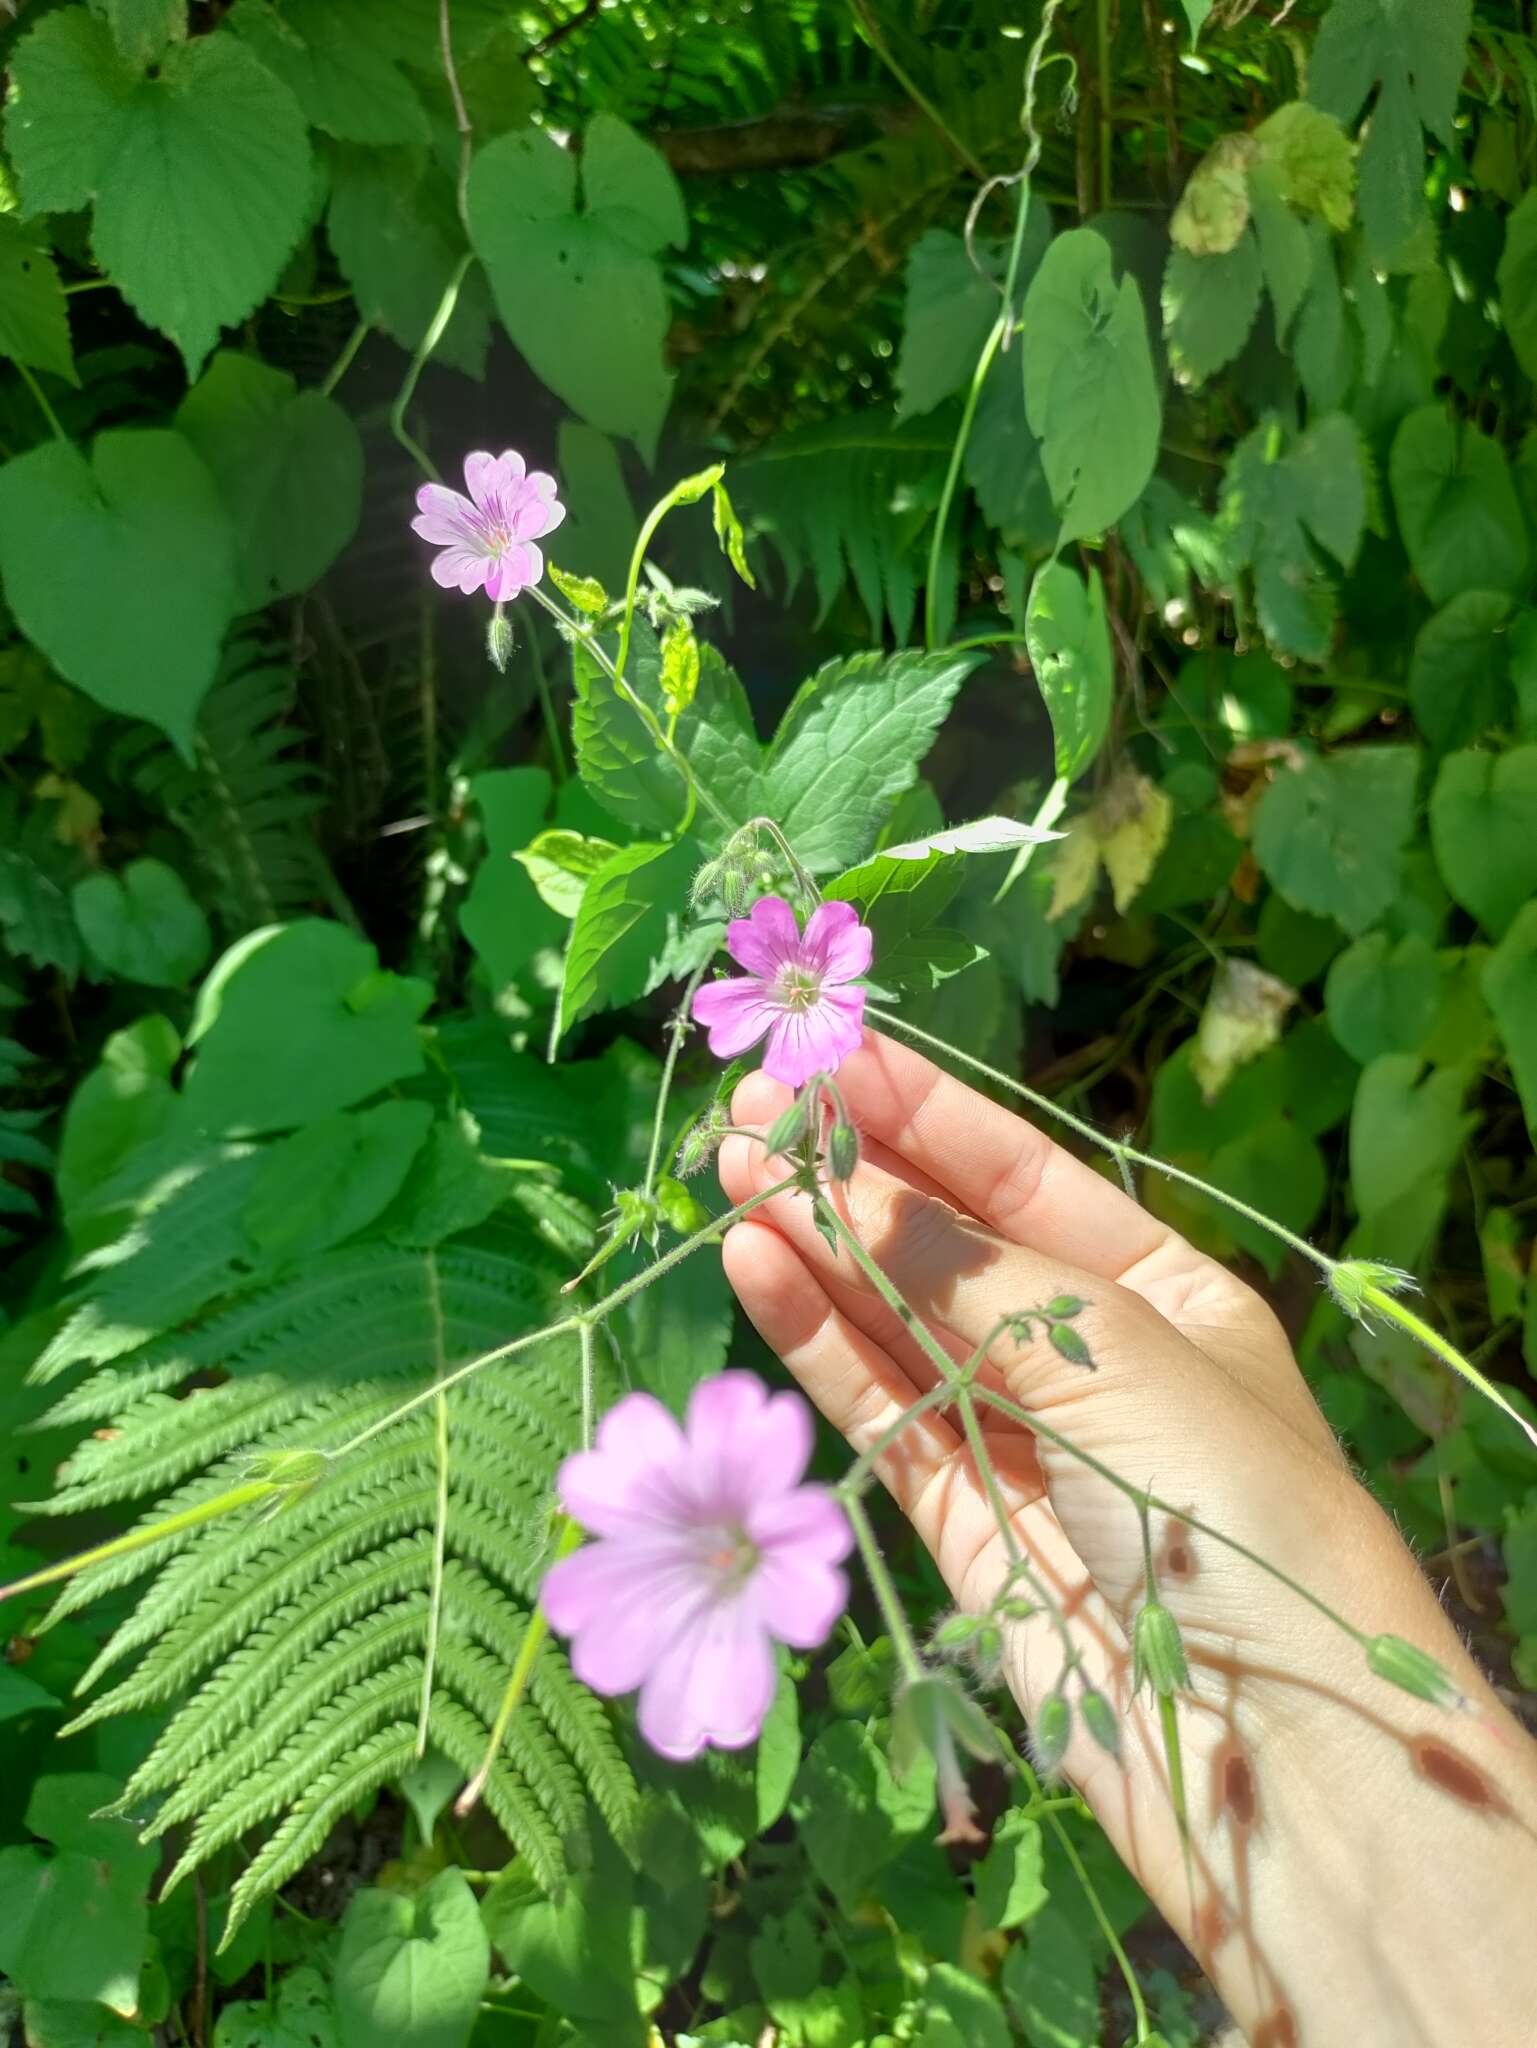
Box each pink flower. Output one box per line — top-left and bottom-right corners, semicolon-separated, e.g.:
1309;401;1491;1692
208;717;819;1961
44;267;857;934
410;449;565;601
691;895;872;1089
542;1372;851;1761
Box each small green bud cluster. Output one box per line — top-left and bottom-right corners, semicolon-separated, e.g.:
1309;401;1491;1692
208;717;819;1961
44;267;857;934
690;824;781;919
1327;1258;1417;1324
1003;1294;1096;1370
674;1098;731;1179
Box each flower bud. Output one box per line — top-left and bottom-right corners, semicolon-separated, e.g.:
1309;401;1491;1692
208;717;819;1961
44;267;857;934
1032;1691;1071;1774
674;1113;722;1179
690;857;726;910
1079;1687;1121;1759
656;1175;711;1236
1048;1321;1094;1369
1132;1598;1189;1699
485;605;514;673
763;1093;811;1158
1047;1294;1085;1317
1366;1632;1465;1711
827;1119;860;1183
1327;1258;1417;1323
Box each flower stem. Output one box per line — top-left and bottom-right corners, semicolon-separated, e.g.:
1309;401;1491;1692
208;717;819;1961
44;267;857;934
15;360;67;443
319;320;368;400
0;1481;277;1606
643;961;710;1198
390;254;473;481
843;1492;926;1683
924;316;1004;651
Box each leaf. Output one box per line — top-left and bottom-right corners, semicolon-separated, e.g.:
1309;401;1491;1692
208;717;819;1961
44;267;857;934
555;421;636;592
326;146;490;379
896;228;1006;417
1191;958;1296;1100
227;0;427;147
0;214;76;382
55;1014;182;1229
1023;561;1113;785
212;1965;338;2048
1408;590;1517;753
1098;771;1174;914
1163;231;1263;385
974;1808;1047;1932
20;1999;150;2048
1293;223;1355;411
790;1720;934;1910
1248;165;1313;339
6;12;313;375
1180;0;1212;43
1252;746;1418;935
0;431;235;753
1170;134;1256;255
825;847;972;992
481;1831;639;2029
1002;1904;1101;2048
182;920;432;1135
764;648;981;873
176;352;364;608
516;829;621;918
1350;1053;1475;1220
97;0;187;68
468;114;686;458
72;859;211;988
1325;933;1442;1064
1310;0;1471;263
559;838;700;1035
1253;101;1356;231
1498;189;1537;378
1428;745;1537;937
882;816;1062;860
918;1963;1011;2048
1021;227;1161;541
243;1101;434;1262
0;1775;158;2015
1390;404;1528;606
1486;902;1537;1144
1219;412;1365;662
460;767;564;988
334;1869;488;2048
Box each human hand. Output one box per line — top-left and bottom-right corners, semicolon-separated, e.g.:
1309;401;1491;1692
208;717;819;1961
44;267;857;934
718;1030;1537;2048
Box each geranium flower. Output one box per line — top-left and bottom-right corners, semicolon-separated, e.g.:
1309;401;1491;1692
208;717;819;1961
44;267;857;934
542;1372;851;1760
410;449;565;600
691;895;872;1089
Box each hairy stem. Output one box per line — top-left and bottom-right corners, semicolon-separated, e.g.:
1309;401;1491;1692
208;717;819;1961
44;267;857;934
456;1516;583;1817
843;1492;926;1682
643;961;711;1197
390;254;474;480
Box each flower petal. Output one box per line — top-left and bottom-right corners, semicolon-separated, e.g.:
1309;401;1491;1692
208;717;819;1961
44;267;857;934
800;899;873;983
429;545;491;595
636;1596;779;1759
464;448;525;509
684;1372;813;1514
760;987;863;1086
745;1485;854;1568
484;541;542;602
751;1555;849;1649
545;1541;710;1697
725;896;803;979
691;975;780;1059
556;1391;693;1537
512;490;567;542
412;510;480;547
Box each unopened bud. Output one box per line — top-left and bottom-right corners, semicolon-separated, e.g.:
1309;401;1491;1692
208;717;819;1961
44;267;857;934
690;857;725;910
656;1175;711;1236
1048;1321;1094;1369
721;863;753;917
1033;1691;1071;1774
827;1119;860;1183
485;605;514;673
1328;1258;1417;1323
674;1113;722;1179
1079;1687;1121;1759
1366;1632;1465;1711
933;1613;985;1651
1132;1599;1189;1699
763;1093;811;1158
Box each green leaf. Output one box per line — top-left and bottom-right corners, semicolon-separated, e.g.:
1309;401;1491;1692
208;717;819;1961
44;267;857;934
1350;1053;1475;1220
1179;0;1211;41
1248;165;1313;339
1429;745;1537;937
227;0;427;147
176;352;363;608
825;846;970;992
918;1963;1011;2048
1252;745;1418;935
1325;932;1442;1064
896;228;1006;417
1408;590;1517;753
790;1720;934;1911
327;146;490;379
1170;134;1256;256
1390;404;1527;606
1024;560;1113;785
55;1014;181;1230
1021;227;1161;541
1498;188;1537;378
1163;231;1263;385
335;1869;488;2048
460;766;563;987
0;431;235;753
516;829;621;918
243;1100;434;1262
1002;1904;1101;2048
6;12;313;375
1205;1117;1327;1278
468;114;686;458
1293;222;1354;411
1310;0;1470;264
0;1776;158;2015
0;1664;58;1724
1485;900;1537;1144
973;1808;1047;1932
481;1831;639;2030
966;352;1056;547
212;1965;338;2048
21;2001;151;2048
1220;413;1366;662
555;421;636;593
182;920;431;1135
0;213;76;382
560;838;700;1035
95;0;187;67
72;858;211;987
764;648;982;873
1253;101;1356;231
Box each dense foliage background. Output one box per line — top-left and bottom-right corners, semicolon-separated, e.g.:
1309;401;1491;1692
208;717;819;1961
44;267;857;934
3;0;1537;2042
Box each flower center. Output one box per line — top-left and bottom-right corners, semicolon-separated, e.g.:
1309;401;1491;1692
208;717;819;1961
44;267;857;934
774;964;823;1013
701;1524;759;1592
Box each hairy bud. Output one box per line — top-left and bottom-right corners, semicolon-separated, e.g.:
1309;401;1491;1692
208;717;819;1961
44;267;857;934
763;1092;812;1158
674;1108;726;1179
1327;1258;1417;1324
1132;1598;1190;1699
1079;1687;1121;1759
1366;1632;1465;1711
827;1118;860;1183
485;605;514;673
1032;1691;1071;1775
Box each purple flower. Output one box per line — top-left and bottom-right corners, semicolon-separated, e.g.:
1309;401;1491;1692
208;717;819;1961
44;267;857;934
691;895;872;1089
411;449;565;601
542;1372;851;1761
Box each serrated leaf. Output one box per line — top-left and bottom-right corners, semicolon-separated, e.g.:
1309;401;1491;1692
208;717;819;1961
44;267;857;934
1024;559;1113;785
1390;405;1528;606
176;352;363;608
468;114;686;458
1408;590;1516;753
0;430;235;753
1163;230;1263;385
1220;413;1365;661
882;816;1062;860
1253;101;1356;231
6;12;313;375
0;213;76;382
1253;746;1418;934
72;858;210;988
559;837;700;1035
1429;745;1537;938
1171;134;1256;255
327;146;490;380
1247;165;1312;338
228;0;427;147
515;829;621;918
1022;228;1161;542
765;647;980;873
1294;222;1354;411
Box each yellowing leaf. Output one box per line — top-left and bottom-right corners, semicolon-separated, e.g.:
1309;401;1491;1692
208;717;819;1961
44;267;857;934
1048;822;1100;921
1099;771;1173;913
1191;959;1297;1101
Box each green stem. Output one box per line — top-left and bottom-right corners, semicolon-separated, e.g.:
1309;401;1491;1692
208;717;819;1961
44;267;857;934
925;317;1004;650
15;360;66;443
417;1386;451;1757
1362;1284;1537;1453
643;961;710;1197
390;253;474;480
0;1480;278;1605
455;1515;582;1817
320;320;368;399
847;0;988;179
577;1318;596;1451
1044;1801;1150;2039
1096;0;1114;209
844;1492;926;1682
525;615;568;781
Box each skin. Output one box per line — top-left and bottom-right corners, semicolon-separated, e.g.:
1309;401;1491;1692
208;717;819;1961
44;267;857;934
717;1030;1537;2048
